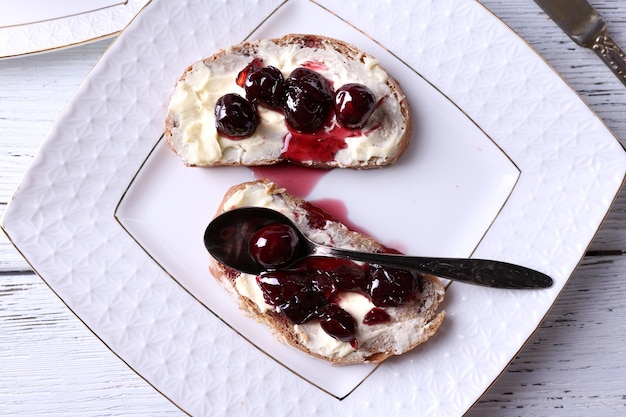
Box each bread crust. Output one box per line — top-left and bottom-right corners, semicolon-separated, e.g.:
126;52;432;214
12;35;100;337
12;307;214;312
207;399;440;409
209;180;445;365
165;34;411;169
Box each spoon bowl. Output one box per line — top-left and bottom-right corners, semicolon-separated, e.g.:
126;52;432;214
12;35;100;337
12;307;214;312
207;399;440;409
204;207;553;289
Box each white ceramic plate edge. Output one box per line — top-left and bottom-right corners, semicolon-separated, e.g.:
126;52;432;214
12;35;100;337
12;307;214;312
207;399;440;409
0;0;150;59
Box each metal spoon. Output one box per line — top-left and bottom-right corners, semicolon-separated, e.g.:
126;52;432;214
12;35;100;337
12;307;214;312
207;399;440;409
203;207;553;289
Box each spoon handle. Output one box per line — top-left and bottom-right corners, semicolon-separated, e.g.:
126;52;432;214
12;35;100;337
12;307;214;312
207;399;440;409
320;247;552;289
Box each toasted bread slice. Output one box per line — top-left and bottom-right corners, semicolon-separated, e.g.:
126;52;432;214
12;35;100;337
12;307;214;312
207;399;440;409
208;180;445;365
166;34;411;169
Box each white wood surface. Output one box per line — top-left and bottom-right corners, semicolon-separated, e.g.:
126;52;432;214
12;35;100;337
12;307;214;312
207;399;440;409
1;1;626;415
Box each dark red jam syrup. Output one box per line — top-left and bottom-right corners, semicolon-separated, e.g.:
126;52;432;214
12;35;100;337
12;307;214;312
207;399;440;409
249;204;423;348
216;58;381;163
281;119;381;164
363;307;391;325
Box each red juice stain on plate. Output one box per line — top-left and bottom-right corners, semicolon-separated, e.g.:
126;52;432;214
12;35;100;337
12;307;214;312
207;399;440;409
249;164;330;198
249;168;409;254
310;199;409;254
308;198;377;237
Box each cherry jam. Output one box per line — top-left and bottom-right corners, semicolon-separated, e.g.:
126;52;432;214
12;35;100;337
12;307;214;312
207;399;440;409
283;67;334;133
318;303;358;349
363;307;391;325
334;83;377;129
214;93;257;138
281;119;380;164
256;256;423;346
245;65;286;109
249;223;299;269
215;59;382;163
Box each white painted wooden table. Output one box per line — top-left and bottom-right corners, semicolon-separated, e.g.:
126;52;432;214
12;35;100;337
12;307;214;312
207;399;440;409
1;1;626;415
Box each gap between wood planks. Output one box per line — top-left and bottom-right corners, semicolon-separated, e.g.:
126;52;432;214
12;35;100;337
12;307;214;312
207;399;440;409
585;250;626;256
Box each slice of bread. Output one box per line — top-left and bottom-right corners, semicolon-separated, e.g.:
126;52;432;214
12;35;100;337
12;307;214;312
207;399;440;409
166;34;411;169
209;180;445;365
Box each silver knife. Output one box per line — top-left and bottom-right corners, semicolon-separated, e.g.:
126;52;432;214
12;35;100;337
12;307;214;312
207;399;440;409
534;0;626;87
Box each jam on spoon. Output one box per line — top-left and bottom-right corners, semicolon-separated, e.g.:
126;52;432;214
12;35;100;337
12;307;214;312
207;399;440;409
249;223;299;269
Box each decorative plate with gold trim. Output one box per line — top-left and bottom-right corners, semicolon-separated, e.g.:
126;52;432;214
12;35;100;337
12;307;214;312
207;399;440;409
0;0;149;58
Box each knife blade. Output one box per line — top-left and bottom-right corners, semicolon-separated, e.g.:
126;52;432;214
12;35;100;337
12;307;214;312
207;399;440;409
534;0;626;86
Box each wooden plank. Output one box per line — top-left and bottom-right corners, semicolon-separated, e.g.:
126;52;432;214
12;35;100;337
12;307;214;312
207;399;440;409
469;255;626;416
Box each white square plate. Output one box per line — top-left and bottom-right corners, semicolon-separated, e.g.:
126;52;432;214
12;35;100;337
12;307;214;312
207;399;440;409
3;0;626;415
115;0;520;398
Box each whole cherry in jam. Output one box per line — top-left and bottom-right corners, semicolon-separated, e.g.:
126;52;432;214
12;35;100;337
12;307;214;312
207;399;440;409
367;265;421;307
244;66;286;109
287;67;333;102
256;271;326;324
249;223;299;269
318;303;358;349
283;67;333;132
334;83;376;129
214;93;257;138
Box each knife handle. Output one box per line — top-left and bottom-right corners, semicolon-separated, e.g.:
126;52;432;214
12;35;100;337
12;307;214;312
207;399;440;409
591;29;626;87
